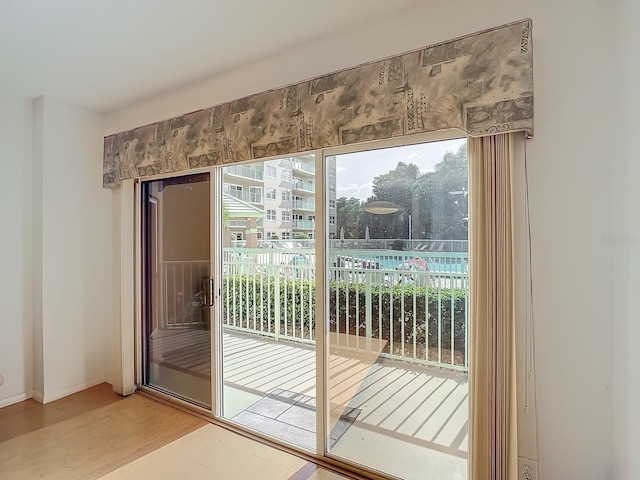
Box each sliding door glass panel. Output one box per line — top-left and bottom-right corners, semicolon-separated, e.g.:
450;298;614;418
142;174;212;408
220;156;317;452
325;140;469;480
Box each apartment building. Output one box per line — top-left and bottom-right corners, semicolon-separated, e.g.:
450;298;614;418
223;155;336;243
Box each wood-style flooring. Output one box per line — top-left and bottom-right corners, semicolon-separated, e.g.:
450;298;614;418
0;384;353;480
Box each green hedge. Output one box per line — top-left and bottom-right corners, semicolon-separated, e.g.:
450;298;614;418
222;275;467;364
223;274;315;337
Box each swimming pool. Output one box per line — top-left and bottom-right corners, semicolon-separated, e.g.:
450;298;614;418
330;250;468;274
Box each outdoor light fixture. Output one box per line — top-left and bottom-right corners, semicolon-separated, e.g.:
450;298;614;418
362;201;401;215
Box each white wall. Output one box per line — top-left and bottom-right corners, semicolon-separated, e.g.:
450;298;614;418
33;96;114;402
0;94;34;408
1;93;114;407
106;1;623;478
613;1;640;478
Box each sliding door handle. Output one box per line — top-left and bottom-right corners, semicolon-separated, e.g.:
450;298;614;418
201;277;208;307
208;277;215;307
202;276;214;307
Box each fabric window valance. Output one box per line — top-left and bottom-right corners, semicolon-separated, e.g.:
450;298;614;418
103;19;533;189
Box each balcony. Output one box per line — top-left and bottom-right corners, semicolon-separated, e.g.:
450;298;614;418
158;248;468;371
292;200;315;211
154;328;467;477
154;246;468;479
292;219;315;230
225;165;264;181
227;220;246;228
292;161;315;175
293;178;315;193
224;188;263;204
226;216;262;229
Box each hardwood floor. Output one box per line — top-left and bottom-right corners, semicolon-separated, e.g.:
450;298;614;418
0;384;353;480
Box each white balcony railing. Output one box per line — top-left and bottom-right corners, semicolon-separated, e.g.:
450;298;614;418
292;161;315;175
225;188;263;204
225;165;264;181
159;260;209;329
292;220;315;230
220;247;469;372
292;200;315;211
227;220;246;228
159;248;468;372
293;179;315;192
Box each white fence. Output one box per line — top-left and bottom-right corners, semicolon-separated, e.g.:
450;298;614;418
157;247;469;371
221;247;468;371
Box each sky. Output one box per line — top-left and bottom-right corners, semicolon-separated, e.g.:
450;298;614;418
335;138;467;201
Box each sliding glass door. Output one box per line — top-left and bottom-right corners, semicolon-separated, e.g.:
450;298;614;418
219;156;318;452
138;136;469;479
141;173;212;408
325;139;469;480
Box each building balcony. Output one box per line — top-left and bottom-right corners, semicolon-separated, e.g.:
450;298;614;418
291;161;315;176
293;179;315;192
225;165;264;181
292;200;315;211
227;220;247;228
154;247;469;479
224;188;263;204
292;219;315;230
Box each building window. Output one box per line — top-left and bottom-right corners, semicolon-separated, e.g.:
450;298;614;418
329;199;335;209
224;183;242;197
257;231;263;240
282;210;291;222
266;165;276;178
281;231;291;240
266;231;275;239
308;215;315;221
266;209;276;221
266;188;277;200
282;189;291;202
329;216;336;225
282;169;291;182
329;185;335;193
249;186;262;203
329;167;335;178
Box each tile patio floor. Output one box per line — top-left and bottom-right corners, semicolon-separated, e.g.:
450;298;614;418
150;328;468;480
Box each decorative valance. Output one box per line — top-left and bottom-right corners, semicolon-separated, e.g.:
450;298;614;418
103;19;533;189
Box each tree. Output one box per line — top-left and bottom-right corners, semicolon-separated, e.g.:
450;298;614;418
365;143;467;240
336;143;468;241
423;142;468;240
368;162;421;239
336;197;365;239
222;204;230;229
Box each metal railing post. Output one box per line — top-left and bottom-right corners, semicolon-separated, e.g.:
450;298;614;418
274;252;281;341
219;245;469;372
365;271;372;339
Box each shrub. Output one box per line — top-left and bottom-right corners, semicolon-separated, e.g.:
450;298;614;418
222;275;467;365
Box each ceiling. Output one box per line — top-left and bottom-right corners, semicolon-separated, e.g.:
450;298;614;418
0;0;422;112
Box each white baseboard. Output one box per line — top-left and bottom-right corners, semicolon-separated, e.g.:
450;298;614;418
0;392;33;408
42;376;108;404
1;377;115;407
104;375;114;386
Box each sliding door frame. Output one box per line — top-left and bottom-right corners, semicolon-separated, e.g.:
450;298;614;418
128;127;466;480
135;169;216;417
211;165;224;418
318;129;467;471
